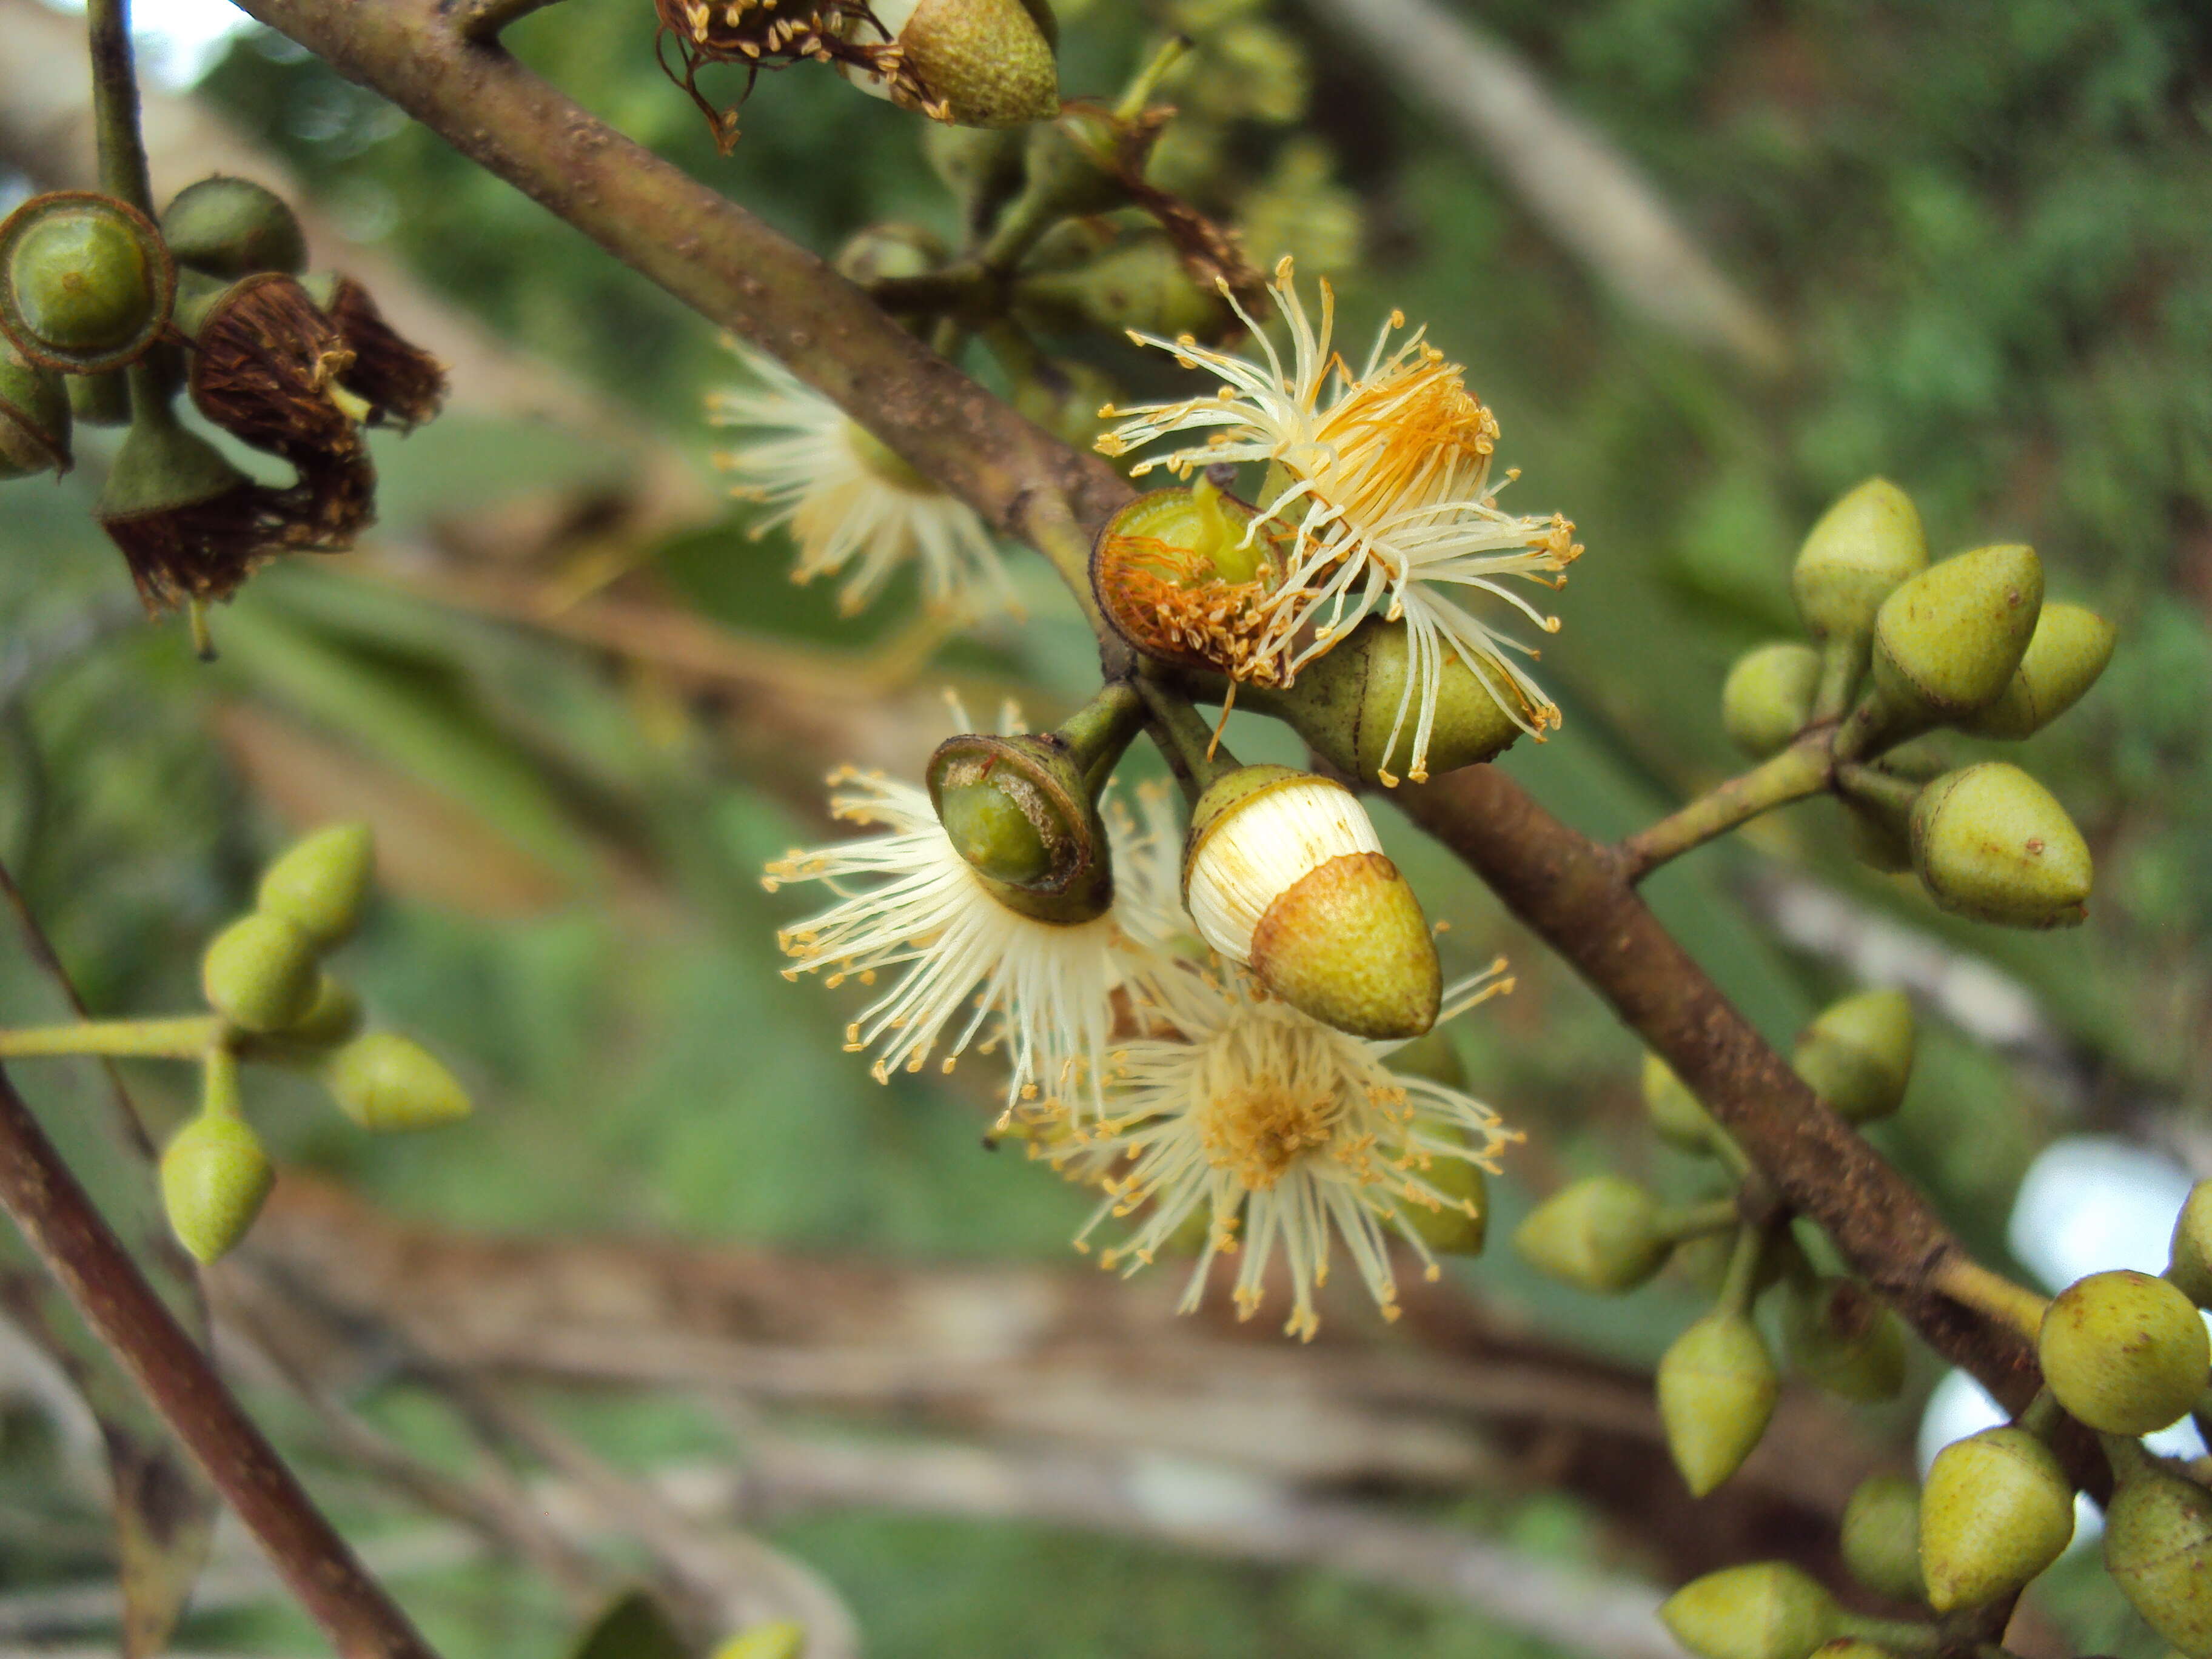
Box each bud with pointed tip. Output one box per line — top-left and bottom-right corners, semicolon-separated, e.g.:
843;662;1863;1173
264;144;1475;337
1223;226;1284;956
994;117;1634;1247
160;1111;275;1264
1641;1053;1719;1152
1783;1276;1907;1401
842;0;1061;127
203;911;320;1033
1918;1426;2073;1612
258;823;375;948
2103;1463;2212;1658
1792;990;1914;1125
1872;543;2043;726
1513;1175;1671;1292
0;338;69;478
0;191;175;374
1658;1311;1780;1496
1958;602;2116;740
2170;1181;2212;1307
1660;1563;1841;1659
1793;479;1928;646
708;1621;808;1659
1909;762;2091;928
2037;1269;2208;1436
1183;766;1439;1039
1840;1473;1925;1603
1722;643;1821;759
161;176;308;280
322;1033;472;1131
928;731;1113;925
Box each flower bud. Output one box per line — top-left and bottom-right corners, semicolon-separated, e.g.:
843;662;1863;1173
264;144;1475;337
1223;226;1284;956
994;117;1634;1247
1513;1174;1671;1292
1660;1563;1841;1659
928;732;1113;924
1909;762;2091;928
159;1111;275;1264
833;221;947;286
708;1621;808;1659
1957;603;2116;740
1658;1311;1780;1496
0;191;174;374
160;176;309;280
1183;766;1439;1039
1918;1426;2073;1612
2103;1464;2212;1658
1403;1116;1488;1256
1871;543;2043;723
202;911;320;1033
2169;1180;2212;1307
257;822;375;948
1840;1473;1925;1603
2037;1269;2208;1436
1016;235;1231;340
1641;1053;1719;1151
841;0;1061;127
1721;643;1821;759
1793;479;1928;646
1791;990;1914;1125
282;973;363;1048
1782;1276;1907;1402
322;1033;472;1131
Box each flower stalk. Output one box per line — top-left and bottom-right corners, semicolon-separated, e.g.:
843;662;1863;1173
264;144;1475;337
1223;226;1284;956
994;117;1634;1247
1617;735;1832;884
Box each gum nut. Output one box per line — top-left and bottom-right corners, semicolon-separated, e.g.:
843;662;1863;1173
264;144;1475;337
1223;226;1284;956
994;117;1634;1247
1722;642;1822;759
1513;1174;1669;1292
2103;1467;2212;1658
1659;1563;1840;1659
1918;1426;2074;1613
1657;1311;1780;1497
2037;1269;2210;1436
1872;543;2043;718
1642;1053;1720;1151
159;1112;275;1264
2169;1181;2212;1307
256;822;375;946
1792;478;1928;643
1247;850;1441;1039
1909;763;2091;928
1792;989;1914;1124
323;1033;472;1131
201;911;319;1033
1840;1473;1925;1602
1959;603;2117;739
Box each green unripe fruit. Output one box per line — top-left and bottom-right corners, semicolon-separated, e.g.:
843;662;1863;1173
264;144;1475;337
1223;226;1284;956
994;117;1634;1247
2170;1181;2212;1307
1791;990;1914;1125
201;912;320;1033
1641;1053;1719;1152
1918;1426;2074;1612
708;1622;808;1659
1959;603;2116;740
283;973;363;1048
256;822;375;947
1657;1311;1780;1496
1793;479;1928;645
323;1034;472;1131
1840;1473;1925;1603
2103;1466;2212;1658
1513;1175;1670;1292
0;338;69;478
1909;762;2091;928
1783;1277;1908;1402
1660;1563;1840;1659
159;176;309;280
159;1111;275;1264
2037;1270;2208;1436
1872;544;2043;723
1722;643;1822;759
0;192;174;373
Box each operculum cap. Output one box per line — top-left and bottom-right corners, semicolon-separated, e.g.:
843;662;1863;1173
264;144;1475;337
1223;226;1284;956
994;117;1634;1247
1957;602;2116;739
2037;1269;2208;1436
1660;1563;1840;1659
1793;478;1928;644
843;0;1061;127
1908;762;2091;928
0;190;175;374
928;732;1111;924
1872;543;2043;722
0;337;70;479
160;176;309;280
1721;642;1820;759
1792;988;1914;1125
258;822;376;947
2103;1464;2212;1657
1918;1426;2074;1612
1657;1310;1780;1496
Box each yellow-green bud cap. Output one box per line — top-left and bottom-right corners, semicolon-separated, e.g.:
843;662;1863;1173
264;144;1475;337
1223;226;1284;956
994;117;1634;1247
928;732;1112;925
2103;1465;2212;1658
1641;1053;1720;1151
0;191;175;374
707;1623;807;1659
1840;1473;1925;1603
1660;1563;1840;1659
1792;479;1928;645
1782;1276;1907;1402
1958;603;2116;740
1512;1174;1670;1292
1723;643;1822;759
1403;1115;1488;1255
845;0;1060;127
1657;1311;1781;1496
159;1111;275;1264
1183;766;1439;1039
1791;990;1914;1125
202;911;320;1033
283;973;363;1048
1909;762;2091;928
2037;1269;2209;1436
323;1033;472;1131
1917;1426;2074;1612
1872;544;2043;721
256;822;375;947
2169;1181;2212;1307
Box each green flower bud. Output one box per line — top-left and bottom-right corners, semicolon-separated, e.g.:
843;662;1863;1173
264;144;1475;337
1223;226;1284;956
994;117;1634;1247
1957;603;2116;740
1641;1053;1720;1152
1791;990;1914;1125
833;222;947;286
159;1111;275;1264
2037;1270;2209;1436
2103;1464;2212;1658
1184;766;1439;1039
2168;1181;2212;1307
1917;1426;2074;1613
1722;643;1822;760
1016;235;1231;340
1872;544;2043;724
282;973;363;1048
1657;1311;1780;1496
928;732;1113;925
1909;762;2091;928
202;911;320;1033
1783;1276;1907;1402
1513;1175;1671;1292
0;191;175;374
842;0;1060;127
1660;1563;1841;1659
0;337;69;478
1840;1473;1925;1603
708;1621;808;1659
1793;479;1928;646
256;822;375;948
322;1033;472;1131
159;176;309;280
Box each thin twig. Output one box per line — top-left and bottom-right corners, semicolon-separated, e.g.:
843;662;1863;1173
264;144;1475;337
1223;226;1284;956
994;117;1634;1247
1616;737;1832;883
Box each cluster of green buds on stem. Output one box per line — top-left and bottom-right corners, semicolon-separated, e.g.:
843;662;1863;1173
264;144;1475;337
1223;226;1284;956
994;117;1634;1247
0;824;471;1264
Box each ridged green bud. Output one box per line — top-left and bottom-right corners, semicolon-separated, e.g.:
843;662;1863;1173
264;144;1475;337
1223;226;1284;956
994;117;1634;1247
1791;990;1914;1125
0;191;175;374
1958;603;2116;740
1909;762;2091;928
1782;1276;1907;1401
1657;1311;1780;1496
159;176;309;280
1792;479;1928;646
201;912;320;1033
2037;1269;2208;1436
1918;1426;2074;1612
1660;1563;1841;1659
1722;643;1822;759
707;1622;807;1659
1513;1175;1670;1293
323;1033;472;1131
1641;1053;1720;1152
256;822;375;948
928;732;1113;925
842;0;1060;127
283;973;363;1048
159;1111;275;1264
1840;1473;1925;1603
1872;544;2043;723
2169;1181;2212;1307
2103;1465;2212;1658
0;337;69;479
